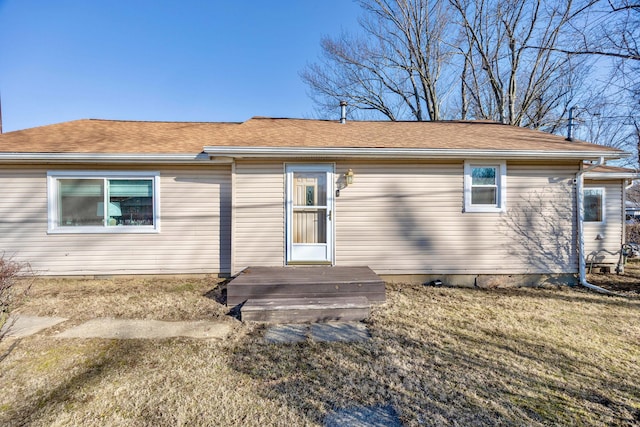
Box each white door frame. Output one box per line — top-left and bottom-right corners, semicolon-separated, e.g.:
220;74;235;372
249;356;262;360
285;163;335;264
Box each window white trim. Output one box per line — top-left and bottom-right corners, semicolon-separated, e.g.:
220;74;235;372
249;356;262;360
583;186;605;223
47;171;161;234
464;160;507;213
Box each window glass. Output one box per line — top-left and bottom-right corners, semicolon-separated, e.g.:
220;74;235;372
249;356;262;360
58;179;104;226
471;167;496;186
584;188;603;222
471;166;498;206
464;161;506;212
471;187;497;205
108;179;154;226
49;172;158;232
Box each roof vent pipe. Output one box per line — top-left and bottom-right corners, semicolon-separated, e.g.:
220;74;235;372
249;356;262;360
340;100;348;124
566;105;577;141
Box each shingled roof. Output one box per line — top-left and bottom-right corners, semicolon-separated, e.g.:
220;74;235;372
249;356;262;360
0;117;627;161
585;163;640;179
0;119;239;154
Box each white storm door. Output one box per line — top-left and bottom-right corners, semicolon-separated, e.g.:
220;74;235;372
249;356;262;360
286;164;334;264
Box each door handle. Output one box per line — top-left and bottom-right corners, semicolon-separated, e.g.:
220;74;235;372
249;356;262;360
328;210;332;221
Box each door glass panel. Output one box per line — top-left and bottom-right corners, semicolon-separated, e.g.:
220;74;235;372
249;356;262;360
293;172;326;206
293;172;327;244
293;208;327;243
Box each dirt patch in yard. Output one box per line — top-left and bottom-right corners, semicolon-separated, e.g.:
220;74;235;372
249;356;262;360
13;276;230;322
587;260;640;294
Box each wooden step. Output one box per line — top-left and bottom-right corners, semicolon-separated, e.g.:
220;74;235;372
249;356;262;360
240;296;370;323
227;266;386;306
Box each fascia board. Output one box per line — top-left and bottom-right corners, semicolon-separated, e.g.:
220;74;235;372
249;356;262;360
203;146;627;160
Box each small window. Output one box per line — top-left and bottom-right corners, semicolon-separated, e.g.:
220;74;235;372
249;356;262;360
47;171;160;233
584;188;604;222
464;161;506;212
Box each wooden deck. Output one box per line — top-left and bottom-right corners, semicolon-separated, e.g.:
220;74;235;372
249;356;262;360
240;296;371;323
227;266;386;306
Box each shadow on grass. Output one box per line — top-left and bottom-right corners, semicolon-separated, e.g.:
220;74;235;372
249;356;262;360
228;287;640;426
0;338;21;364
1;339;143;426
473;286;640;307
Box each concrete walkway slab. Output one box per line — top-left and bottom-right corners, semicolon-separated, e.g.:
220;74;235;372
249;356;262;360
311;322;370;343
264;324;308;344
264;322;370;344
55;318;231;339
324;405;402;427
1;315;68;338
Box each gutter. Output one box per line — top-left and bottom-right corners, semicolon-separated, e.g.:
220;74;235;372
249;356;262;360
0;153;234;164
0;148;628;163
203;146;626;161
584;172;640;180
576;157;619;295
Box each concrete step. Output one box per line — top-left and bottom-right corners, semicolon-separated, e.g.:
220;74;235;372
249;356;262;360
240;296;370;323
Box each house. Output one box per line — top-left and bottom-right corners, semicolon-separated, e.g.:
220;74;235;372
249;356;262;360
626;200;640;220
0;117;633;287
583;164;639;272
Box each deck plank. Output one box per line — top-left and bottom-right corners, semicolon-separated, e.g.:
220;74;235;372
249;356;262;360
241;296;371;323
227;266;385;307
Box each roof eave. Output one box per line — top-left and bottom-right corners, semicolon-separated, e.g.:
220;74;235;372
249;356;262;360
0;153;231;164
203;146;627;160
584;172;640;180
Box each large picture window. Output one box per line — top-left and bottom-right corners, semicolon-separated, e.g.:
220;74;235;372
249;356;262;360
464;161;507;212
584;187;604;222
47;171;160;233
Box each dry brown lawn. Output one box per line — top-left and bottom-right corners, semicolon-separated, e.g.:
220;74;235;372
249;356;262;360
0;272;639;426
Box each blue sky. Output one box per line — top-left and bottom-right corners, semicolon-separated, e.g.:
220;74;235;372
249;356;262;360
0;1;362;132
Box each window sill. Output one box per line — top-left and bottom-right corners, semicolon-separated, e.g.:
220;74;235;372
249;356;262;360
464;206;506;213
48;226;159;235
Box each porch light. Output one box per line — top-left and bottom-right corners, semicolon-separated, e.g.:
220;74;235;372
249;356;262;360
345;169;354;185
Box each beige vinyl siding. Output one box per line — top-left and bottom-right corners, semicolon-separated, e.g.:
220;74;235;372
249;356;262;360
334;161;578;274
231;159;579;275
233;160;285;271
584;180;624;265
0;165;230;275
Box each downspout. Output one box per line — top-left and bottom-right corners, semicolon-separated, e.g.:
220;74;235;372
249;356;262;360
576;157;617;295
230;159;236;276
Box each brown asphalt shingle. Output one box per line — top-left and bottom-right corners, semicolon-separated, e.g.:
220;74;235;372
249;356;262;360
588;164;638;174
0;119;240;154
0;117;625;156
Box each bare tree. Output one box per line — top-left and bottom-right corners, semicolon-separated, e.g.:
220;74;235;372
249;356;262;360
549;1;639;61
301;0;454;121
604;1;640;100
543;1;640;158
304;0;592;129
302;0;637;159
449;0;596;130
